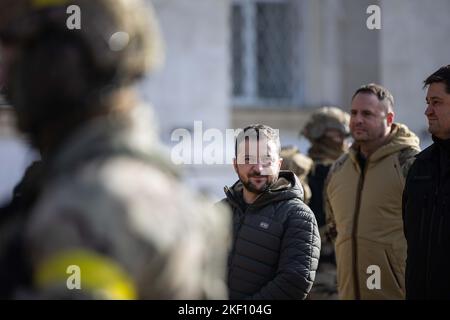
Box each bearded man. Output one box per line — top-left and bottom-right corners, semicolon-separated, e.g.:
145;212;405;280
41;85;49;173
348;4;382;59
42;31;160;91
218;124;321;300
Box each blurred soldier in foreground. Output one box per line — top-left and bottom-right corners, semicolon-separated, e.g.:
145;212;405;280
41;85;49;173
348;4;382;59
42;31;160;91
302;106;350;299
0;0;229;299
280;146;313;204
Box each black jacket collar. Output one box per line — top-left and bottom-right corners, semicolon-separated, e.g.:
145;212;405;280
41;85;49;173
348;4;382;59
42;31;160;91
224;171;304;211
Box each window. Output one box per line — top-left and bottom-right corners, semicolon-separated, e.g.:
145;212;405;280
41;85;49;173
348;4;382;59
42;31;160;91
231;0;302;108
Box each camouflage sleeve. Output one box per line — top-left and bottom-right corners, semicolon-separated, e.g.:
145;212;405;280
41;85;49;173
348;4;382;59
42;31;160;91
24;175;141;299
323;155;347;243
398;147;420;180
25;159;230;300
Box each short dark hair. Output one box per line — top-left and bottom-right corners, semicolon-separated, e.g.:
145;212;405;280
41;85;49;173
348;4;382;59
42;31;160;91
235;124;281;158
423;65;450;94
352;83;394;112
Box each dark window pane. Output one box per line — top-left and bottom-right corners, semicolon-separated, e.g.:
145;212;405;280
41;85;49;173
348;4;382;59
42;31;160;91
256;3;293;99
231;4;244;96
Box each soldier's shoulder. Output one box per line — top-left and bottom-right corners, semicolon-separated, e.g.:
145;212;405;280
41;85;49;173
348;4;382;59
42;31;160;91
397;146;421;178
31;157;224;242
397;146;420;165
26;158;230;299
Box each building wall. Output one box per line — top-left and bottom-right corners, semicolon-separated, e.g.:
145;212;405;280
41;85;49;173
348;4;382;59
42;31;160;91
139;0;231;143
295;0;381;110
137;0;233;199
339;0;381;109
380;0;450;147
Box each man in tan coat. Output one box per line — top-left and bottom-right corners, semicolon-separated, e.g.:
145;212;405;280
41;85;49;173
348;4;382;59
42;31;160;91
325;84;420;300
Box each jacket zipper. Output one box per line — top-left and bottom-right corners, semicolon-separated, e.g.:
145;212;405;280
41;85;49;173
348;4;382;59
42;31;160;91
352;164;366;299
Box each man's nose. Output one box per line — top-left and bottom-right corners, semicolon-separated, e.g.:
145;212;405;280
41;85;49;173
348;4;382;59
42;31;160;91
253;163;264;173
425;104;433;116
351;114;362;125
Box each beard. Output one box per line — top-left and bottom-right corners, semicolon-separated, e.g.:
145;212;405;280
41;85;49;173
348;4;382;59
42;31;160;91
237;169;278;194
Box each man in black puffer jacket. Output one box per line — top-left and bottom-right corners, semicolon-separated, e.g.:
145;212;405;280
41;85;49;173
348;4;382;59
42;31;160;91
218;124;321;300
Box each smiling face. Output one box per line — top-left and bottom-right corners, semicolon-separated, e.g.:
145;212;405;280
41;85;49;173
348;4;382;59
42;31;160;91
233;136;282;196
425;82;450;140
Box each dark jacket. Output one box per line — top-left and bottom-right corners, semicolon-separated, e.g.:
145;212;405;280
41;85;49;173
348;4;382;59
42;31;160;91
220;171;320;300
403;137;450;299
307;163;331;228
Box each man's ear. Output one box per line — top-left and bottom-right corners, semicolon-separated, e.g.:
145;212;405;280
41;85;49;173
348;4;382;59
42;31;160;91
278;157;283;169
233;158;238;174
386;111;395;126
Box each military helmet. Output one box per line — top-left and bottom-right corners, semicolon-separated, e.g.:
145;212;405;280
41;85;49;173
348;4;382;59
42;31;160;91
302;106;350;142
280;146;313;177
0;0;164;82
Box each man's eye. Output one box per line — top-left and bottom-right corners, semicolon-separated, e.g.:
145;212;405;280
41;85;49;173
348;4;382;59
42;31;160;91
245;156;256;163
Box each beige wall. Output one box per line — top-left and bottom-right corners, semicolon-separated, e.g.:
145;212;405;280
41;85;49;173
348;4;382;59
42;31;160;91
140;0;231;143
380;0;450;147
293;0;381;110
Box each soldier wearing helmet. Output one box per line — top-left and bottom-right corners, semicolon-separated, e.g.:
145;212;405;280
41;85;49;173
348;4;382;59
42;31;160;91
303;106;350;166
301;106;350;300
0;0;229;299
302;106;350;226
280;146;313;204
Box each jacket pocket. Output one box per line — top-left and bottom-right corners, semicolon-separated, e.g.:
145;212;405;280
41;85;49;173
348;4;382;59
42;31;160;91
384;249;402;290
357;238;405;299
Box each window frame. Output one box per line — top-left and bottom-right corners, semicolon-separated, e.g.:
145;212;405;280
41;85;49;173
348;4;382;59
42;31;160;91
231;0;303;109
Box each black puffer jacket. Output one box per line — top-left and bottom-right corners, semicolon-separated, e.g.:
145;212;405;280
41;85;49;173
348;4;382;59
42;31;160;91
403;138;450;299
220;171;321;300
